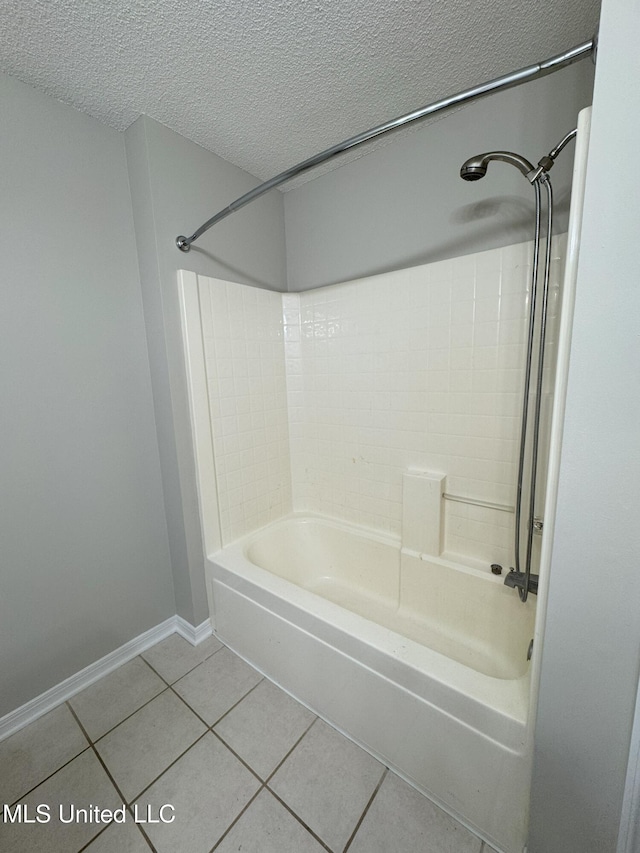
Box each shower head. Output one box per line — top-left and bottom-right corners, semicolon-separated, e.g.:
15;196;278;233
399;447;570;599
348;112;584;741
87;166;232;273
459;159;488;181
460;151;536;182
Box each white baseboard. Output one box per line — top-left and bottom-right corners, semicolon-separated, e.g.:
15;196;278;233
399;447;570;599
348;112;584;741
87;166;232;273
0;615;212;742
174;616;213;646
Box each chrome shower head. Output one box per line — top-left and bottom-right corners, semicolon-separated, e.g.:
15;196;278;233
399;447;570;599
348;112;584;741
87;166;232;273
459;158;488;181
460;151;536;182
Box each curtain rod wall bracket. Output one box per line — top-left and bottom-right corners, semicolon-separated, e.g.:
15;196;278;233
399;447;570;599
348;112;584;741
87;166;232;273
175;35;596;253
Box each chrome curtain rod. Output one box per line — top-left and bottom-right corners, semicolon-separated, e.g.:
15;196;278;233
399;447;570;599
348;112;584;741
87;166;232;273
176;36;595;252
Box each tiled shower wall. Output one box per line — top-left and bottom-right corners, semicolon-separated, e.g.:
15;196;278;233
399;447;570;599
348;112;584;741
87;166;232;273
199;280;292;544
199;234;565;565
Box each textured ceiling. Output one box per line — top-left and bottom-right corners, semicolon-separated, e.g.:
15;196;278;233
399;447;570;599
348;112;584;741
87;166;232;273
0;0;601;186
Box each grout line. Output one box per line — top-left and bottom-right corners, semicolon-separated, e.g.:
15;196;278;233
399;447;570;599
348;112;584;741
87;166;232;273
342;766;388;853
266;787;334;853
130;730;210;803
169;671;265;736
206;677;265;728
74;814;158;853
142;650;265;734
208;784;265;853
70;645;226;748
77;684;171;745
69;647;271;809
143;655;236;732
140;639;225;687
131;823;159;853
209;689;317;786
210;729;264;786
205;696;320;846
8;741;93;807
74;818;158;853
167;684;214;730
68;692;211;838
138;655;170;679
69;644;241;793
66;703;130;804
75;823;112;852
138;653;179;688
67;703;159;852
264;715;318;784
7;691;176;813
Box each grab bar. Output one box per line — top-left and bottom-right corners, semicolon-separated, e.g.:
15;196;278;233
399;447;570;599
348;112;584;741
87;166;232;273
442;493;514;513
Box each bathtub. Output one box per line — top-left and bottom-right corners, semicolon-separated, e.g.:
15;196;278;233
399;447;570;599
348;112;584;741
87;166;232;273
207;514;536;853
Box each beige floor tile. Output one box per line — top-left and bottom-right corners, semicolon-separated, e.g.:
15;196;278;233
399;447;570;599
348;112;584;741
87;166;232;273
172;647;262;725
81;819;151;852
214;678;315;779
348;771;483;853
0;704;88;805
0;749;121;853
141;633;223;684
68;658;165;741
136;733;261;853
215;788;327;853
95;690;206;801
2;638;489;853
269;719;384;851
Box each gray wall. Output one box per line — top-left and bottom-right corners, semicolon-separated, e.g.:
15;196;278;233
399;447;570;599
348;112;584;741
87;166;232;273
528;3;640;851
0;76;175;717
284;61;594;290
125;117;286;626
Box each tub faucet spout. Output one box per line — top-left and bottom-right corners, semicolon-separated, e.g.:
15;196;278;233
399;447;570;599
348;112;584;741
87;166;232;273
504;570;538;596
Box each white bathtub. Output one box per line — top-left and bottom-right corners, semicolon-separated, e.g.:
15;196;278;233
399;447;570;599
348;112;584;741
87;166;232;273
207;514;536;853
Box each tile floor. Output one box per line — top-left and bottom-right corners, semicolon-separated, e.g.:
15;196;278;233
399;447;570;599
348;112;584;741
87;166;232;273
0;633;498;853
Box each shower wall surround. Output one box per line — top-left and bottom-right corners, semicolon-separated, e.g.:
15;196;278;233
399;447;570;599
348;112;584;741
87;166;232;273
199;281;293;543
199;234;566;563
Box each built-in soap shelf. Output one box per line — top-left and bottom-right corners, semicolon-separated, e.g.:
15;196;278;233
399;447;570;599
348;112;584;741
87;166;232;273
402;470;519;558
402;470;446;558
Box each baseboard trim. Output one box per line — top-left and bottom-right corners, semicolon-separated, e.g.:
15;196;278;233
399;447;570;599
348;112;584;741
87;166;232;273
174;616;213;646
0;615;212;742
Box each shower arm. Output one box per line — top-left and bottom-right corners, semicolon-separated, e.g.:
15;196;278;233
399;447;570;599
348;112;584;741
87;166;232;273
526;127;578;182
176;37;596;252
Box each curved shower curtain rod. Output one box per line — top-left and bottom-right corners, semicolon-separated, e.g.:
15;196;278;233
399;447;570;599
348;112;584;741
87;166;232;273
176;35;596;252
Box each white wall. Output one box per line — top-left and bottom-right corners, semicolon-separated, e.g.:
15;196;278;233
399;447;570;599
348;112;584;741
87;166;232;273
285;61;593;291
125;117;287;625
528;2;640;850
0;75;175;717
